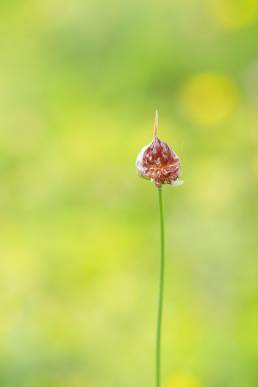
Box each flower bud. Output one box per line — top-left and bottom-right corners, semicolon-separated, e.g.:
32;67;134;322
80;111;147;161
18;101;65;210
136;111;182;188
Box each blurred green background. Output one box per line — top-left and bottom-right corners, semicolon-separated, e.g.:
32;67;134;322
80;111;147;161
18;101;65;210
0;0;258;386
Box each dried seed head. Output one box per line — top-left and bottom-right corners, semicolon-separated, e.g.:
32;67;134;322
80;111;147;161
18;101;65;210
136;111;182;188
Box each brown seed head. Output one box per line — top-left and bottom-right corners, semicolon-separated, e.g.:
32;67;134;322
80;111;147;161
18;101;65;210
136;111;182;187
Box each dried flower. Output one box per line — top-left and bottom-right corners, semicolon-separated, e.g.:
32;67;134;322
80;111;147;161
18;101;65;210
136;111;182;188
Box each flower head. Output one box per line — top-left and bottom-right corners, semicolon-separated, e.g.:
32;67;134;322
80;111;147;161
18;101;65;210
136;111;182;188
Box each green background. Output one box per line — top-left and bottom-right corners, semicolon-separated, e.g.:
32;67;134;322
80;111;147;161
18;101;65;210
0;0;258;386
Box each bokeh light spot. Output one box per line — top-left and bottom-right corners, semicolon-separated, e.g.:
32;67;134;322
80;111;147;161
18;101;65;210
166;374;202;387
209;0;258;29
181;73;239;126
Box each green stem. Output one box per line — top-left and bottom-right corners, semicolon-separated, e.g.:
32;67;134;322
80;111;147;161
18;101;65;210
156;186;165;387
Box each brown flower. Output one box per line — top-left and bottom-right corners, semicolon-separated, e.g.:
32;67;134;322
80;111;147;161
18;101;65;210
136;111;182;188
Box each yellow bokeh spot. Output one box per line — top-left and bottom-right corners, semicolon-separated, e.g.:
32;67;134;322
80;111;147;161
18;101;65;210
166;374;202;387
181;73;239;126
209;0;258;29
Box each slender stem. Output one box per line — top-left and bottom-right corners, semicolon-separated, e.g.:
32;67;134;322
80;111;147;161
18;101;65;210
156;186;165;387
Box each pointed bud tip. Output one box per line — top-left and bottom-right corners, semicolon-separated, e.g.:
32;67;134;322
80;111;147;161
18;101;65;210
153;109;158;138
